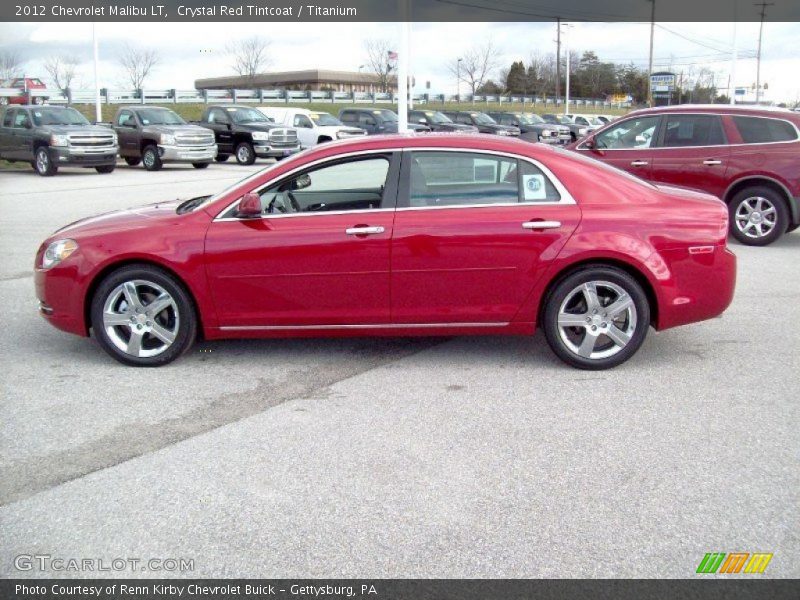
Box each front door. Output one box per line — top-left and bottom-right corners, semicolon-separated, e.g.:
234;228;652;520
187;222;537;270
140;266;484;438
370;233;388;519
10;108;34;161
205;108;234;153
115;109;139;157
205;152;401;328
576;114;662;181
391;150;581;324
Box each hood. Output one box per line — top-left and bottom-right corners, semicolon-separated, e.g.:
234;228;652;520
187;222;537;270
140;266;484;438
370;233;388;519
54;200;184;238
43;124;113;135
435;123;477;132
143;124;211;135
236;121;279;132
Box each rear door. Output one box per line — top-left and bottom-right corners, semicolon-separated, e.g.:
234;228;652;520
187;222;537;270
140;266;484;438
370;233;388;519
575;114;662;180
390;149;581;324
648;113;730;197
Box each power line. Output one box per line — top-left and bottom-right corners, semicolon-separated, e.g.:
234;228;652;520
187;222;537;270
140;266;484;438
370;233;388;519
754;2;774;103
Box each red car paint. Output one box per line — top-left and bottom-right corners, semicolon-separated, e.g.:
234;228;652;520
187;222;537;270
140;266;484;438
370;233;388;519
35;134;736;344
3;77;47;105
567;105;800;230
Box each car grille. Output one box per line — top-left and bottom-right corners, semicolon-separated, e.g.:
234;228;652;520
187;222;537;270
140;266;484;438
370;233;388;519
175;132;215;146
269;128;298;146
68;134;116;147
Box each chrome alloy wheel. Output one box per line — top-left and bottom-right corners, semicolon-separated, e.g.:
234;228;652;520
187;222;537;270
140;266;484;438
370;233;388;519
36;148;49;173
236;145;251;163
143;150;156;169
557;281;637;360
102;280;179;358
735;196;777;239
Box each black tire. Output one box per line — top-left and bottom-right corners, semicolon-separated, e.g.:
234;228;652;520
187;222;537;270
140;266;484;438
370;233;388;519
214;154;229;162
192;162;209;169
542;266;650;370
90;264;197;367
142;145;163;171
95;165;115;174
787;223;800;233
124;157;141;166
33;97;45;105
728;186;788;246
234;141;256;165
34;146;57;176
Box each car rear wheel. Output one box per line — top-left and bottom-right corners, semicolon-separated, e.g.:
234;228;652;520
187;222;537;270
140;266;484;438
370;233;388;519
124;157;141;166
91;265;197;367
543;267;650;370
192;162;209;169
34;147;57;176
142;145;163;171
214;154;229;162
234;142;256;165
95;165;115;174
729;186;788;246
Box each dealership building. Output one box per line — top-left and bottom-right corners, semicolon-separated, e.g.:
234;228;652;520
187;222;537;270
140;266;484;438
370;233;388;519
195;69;396;93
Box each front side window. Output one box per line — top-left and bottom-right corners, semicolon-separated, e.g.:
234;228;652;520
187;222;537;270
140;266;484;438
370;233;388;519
293;114;313;128
2;109;14;127
256;156;391;215
733;116;798;144
660;115;725;147
117;110;135;127
13;110;31;128
409;151;519;207
358;114;375;126
456;114;472;125
594;115;660;149
207;109;227;124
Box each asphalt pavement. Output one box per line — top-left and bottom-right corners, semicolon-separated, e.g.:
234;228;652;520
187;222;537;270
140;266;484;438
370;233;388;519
0;160;797;578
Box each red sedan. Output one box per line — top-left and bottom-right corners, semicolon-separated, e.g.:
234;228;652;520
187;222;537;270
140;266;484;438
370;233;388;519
35;134;736;369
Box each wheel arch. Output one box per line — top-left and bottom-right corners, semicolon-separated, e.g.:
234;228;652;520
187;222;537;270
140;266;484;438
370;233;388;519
723;176;797;225
83;258;205;339
317;135;333;144
537;257;660;329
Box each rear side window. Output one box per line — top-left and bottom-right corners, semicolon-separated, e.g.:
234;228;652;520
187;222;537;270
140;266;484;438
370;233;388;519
519;161;561;203
409;151;519;207
2;109;13;127
733;116;798;143
660;115;725;147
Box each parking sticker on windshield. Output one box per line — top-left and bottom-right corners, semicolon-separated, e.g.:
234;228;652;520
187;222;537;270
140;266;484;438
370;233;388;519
523;174;547;201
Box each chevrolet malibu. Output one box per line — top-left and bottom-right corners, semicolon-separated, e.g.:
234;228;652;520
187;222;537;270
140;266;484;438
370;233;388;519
35;135;736;369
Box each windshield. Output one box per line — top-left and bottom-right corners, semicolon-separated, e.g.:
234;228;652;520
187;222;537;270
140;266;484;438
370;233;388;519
376;110;398;122
135;108;186;125
426;111;452;124
473;113;496;125
527;114;545;124
31;107;89;126
229;107;270;124
513;114;536;125
310;112;342;126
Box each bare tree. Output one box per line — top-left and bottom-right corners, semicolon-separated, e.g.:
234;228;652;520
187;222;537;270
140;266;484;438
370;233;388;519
447;40;501;96
227;37;271;83
0;49;24;81
116;43;160;90
43;55;80;92
364;39;397;93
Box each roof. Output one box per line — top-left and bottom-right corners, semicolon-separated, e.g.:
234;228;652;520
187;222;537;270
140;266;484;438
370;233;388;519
628;104;798;117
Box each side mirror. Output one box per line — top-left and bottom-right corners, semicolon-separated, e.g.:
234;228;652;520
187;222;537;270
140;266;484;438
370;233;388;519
583;137;595;150
236;192;262;218
292;173;312;190
417;118;427;124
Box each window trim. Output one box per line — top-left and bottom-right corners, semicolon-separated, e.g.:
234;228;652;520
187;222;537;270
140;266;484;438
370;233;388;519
586;115;664;152
730;114;800;145
396;148;575;210
12;109;31;129
655;113;727;148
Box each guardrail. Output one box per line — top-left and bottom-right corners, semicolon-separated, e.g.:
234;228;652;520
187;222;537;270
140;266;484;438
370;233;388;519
8;87;626;109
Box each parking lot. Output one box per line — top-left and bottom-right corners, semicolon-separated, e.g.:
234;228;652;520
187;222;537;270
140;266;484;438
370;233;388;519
0;161;798;578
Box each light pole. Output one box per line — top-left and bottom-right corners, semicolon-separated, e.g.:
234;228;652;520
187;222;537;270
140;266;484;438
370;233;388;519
754;2;774;104
647;0;656;107
456;57;463;103
563;23;573;115
92;22;101;123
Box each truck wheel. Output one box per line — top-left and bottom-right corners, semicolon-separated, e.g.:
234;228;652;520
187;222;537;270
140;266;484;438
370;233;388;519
95;165;115;174
729;186;788;247
34;147;57;176
142;145;163;171
192;162;209;169
33;97;45;105
234;142;256;165
124;157;141;166
214;154;229;162
0;97;8;105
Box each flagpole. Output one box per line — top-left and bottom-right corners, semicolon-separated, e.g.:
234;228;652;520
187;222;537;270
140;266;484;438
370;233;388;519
397;0;409;133
93;22;101;122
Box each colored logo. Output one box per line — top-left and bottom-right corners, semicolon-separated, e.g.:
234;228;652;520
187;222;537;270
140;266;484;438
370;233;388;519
696;552;773;574
526;177;542;192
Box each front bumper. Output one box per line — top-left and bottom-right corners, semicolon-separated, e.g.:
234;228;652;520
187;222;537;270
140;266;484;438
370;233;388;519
34;264;87;337
159;144;217;162
49;146;117;167
253;143;302;158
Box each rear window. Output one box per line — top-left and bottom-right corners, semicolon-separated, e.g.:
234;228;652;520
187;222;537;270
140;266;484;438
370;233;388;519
661;115;726;147
733;116;798;144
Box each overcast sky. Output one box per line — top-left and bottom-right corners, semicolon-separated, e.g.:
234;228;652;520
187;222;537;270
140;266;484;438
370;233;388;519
1;21;798;103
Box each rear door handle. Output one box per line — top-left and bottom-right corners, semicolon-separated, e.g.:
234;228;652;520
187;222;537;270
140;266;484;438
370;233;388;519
345;226;385;236
630;160;649;167
522;221;561;230
703;159;723;166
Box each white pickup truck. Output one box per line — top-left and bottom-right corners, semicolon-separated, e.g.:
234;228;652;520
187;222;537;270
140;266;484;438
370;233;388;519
257;107;366;149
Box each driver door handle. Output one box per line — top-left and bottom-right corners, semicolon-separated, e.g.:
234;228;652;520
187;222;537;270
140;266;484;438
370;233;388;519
630;160;649;167
522;220;561;230
703;159;723;166
345;226;385;236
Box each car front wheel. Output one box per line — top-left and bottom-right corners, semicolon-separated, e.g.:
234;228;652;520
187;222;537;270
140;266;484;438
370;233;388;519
543;266;650;370
234;142;256;165
729;186;788;246
142;145;163;171
90;265;197;366
34;147;57;176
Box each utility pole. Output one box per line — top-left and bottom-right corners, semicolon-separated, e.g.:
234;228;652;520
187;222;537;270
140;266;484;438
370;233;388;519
730;1;738;104
563;23;573;115
555;17;561;102
754;2;773;104
92;22;101;123
647;0;656;107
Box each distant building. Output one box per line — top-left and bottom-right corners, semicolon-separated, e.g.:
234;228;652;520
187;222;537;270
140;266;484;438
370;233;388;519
195;69;396;93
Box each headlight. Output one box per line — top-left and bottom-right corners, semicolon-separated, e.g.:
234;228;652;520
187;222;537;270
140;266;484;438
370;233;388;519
160;133;175;145
42;239;78;269
50;134;69;147
542;129;553;136
578;128;588;135
251;131;270;141
111;132;118;144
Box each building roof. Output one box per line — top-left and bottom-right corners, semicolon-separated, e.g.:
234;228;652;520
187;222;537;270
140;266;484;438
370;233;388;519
195;69;388;89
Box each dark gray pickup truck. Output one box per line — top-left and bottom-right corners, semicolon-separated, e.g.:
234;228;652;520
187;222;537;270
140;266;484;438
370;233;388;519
0;105;117;176
110;106;217;171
